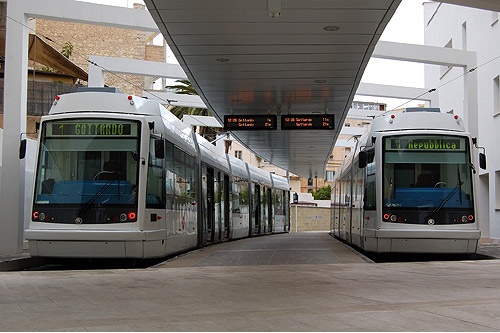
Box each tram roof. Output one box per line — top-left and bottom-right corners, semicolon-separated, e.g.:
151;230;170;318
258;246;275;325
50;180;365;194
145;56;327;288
370;111;466;133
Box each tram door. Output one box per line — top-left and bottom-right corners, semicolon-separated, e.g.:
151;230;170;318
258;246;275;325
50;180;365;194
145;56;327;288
214;171;221;244
267;188;273;233
222;174;230;241
206;167;215;244
253;184;261;236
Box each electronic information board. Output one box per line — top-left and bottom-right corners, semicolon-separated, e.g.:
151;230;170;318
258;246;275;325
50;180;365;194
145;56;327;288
224;115;277;130
281;114;334;130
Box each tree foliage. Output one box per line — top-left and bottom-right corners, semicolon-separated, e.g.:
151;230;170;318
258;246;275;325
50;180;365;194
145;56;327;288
41;41;73;72
166;79;198;95
165;79;216;141
165;79;212;118
311;185;331;200
61;41;74;59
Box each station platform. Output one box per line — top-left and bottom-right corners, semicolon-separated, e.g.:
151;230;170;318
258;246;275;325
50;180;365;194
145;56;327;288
2;232;500;331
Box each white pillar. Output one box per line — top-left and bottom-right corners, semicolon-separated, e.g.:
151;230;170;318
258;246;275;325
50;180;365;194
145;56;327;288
88;61;105;87
464;52;488;239
0;1;28;254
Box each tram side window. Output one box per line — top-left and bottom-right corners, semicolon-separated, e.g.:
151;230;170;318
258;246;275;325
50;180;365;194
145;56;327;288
274;189;284;215
363;149;376;210
232;178;241;213
164;141;196;209
146;138;165;208
174;146;196;206
232;176;248;214
184;154;196;204
164;141;176;208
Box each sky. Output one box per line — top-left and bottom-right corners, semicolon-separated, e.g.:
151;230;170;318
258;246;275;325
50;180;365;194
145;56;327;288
358;0;426;109
78;0;427;109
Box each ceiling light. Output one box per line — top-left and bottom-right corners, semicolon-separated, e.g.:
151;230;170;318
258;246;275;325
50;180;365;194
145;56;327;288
323;25;340;32
216;57;229;62
267;0;281;18
315;79;327;83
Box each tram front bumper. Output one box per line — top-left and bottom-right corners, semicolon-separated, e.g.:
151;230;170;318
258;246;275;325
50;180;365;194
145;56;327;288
25;229;166;258
365;228;480;253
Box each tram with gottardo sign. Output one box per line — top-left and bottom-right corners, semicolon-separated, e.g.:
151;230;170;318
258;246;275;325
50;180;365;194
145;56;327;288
24;88;290;259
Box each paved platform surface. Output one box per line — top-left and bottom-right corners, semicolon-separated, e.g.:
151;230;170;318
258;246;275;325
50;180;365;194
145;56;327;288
2;232;500;331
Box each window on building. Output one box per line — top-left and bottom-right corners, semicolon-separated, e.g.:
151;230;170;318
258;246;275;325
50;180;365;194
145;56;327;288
440;39;453;77
234;150;243;160
492;11;498;26
494;76;500;116
325;170;335;182
462;21;467;50
496;170;500;210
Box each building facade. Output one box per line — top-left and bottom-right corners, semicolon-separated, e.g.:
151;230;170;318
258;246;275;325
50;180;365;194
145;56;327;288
30;3;165;97
424;3;500;242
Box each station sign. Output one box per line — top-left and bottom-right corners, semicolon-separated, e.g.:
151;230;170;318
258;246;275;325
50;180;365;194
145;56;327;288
281;114;334;130
224;115;277;130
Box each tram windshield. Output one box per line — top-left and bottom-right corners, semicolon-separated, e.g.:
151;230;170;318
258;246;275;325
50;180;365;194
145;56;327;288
32;119;140;224
383;134;474;224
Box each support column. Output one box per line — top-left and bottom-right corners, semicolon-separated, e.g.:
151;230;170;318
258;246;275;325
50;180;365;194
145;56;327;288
88;60;105;87
464;53;488;240
0;1;29;254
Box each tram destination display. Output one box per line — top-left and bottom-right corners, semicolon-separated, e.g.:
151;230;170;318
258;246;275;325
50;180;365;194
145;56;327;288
48;120;137;137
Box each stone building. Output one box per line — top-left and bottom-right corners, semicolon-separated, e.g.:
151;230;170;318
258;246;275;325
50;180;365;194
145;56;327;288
30;3;165;97
0;3;165;135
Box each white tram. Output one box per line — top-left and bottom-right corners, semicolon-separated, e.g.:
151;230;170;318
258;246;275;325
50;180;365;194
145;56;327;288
331;109;485;253
24;88;290;258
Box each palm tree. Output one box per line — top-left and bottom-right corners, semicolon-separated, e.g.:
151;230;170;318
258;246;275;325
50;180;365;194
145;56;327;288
165;79;217;141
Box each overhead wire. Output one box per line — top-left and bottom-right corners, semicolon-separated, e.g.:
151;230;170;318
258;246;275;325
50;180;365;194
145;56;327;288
0;7;222;133
382;52;500;115
4;6;500;130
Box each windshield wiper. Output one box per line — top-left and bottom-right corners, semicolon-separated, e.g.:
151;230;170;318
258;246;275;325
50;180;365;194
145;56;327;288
77;172;122;218
425;181;464;222
466;161;476;174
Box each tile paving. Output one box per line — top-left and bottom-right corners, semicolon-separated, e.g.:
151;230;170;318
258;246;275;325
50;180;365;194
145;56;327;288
1;232;500;331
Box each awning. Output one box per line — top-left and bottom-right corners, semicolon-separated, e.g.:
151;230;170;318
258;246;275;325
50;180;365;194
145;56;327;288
0;30;88;82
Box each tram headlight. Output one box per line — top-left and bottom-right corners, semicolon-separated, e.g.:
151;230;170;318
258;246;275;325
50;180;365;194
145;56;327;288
33;211;54;222
461;215;468;223
390;214;397;222
120;213;128;222
127;212;137;221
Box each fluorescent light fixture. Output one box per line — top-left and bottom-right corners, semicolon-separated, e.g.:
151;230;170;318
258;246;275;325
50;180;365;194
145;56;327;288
267;0;281;18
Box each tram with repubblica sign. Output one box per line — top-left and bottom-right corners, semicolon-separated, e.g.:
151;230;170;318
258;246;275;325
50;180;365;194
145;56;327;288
331;108;485;253
23;88;290;259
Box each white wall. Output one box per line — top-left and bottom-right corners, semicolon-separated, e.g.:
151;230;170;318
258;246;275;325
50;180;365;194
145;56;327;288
424;3;500;242
0;128;37;233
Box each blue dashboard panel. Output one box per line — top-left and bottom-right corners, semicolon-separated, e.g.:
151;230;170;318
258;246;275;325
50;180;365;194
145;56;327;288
38;180;133;204
387;187;472;208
